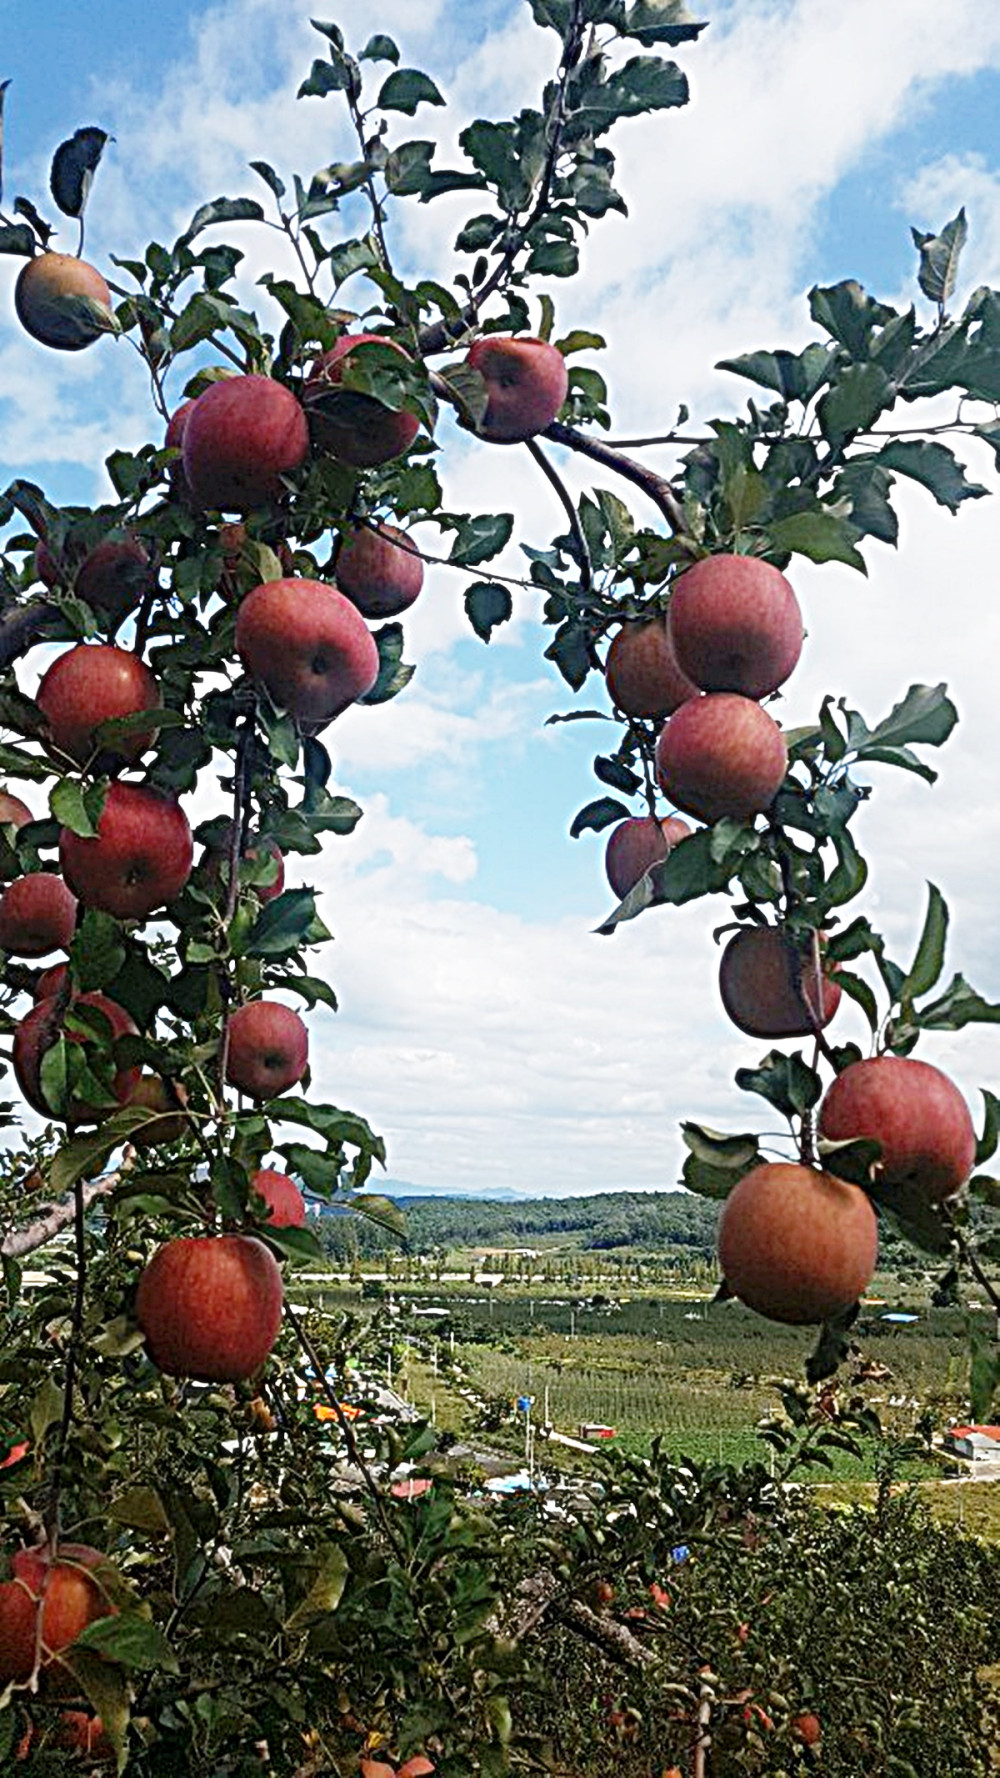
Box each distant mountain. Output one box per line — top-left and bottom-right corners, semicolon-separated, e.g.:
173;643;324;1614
374;1180;682;1203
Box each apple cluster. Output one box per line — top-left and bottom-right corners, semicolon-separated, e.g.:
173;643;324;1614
600;554;979;1326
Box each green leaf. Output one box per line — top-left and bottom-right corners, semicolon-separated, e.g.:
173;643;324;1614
570;55;688;136
900;882;948;1002
269;973;339;1013
50;126;110;219
861;683;958;753
347;1192;407;1238
569;797;630;838
50;777;100;837
868;439;987;512
384;140;436;196
448;512;514;568
75;1612;180;1673
0;223;36;255
545;621;592;691
284;1544;349;1630
817;362;893;448
246;888;332;959
465;581;513;642
976;1090;1000;1167
735;1050;822;1119
377;69;445;116
71;908;126;993
176;195;265;248
360;33;400;63
912;208;967;306
808;279;897;356
717;343;832;404
914;973;1000;1032
765;510;866;572
30;1375;65;1445
249;159;286;200
298;57;354;99
357;622;415;706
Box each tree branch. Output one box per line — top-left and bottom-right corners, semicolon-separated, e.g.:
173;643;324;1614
2;1175;119;1260
544;420;690;537
525;438;593;595
0;599;61;671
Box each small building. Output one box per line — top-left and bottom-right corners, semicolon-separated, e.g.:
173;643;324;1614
944;1425;1000;1461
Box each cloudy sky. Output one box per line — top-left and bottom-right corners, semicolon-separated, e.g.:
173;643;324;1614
1;0;999;1194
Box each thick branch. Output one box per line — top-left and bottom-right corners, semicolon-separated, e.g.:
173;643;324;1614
489;1568;655;1670
559;1596;657;1669
544;421;689;536
2;1175;119;1260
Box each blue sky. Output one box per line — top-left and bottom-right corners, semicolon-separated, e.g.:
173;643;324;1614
2;0;999;1194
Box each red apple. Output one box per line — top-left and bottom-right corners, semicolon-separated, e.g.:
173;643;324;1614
13;991;140;1123
465;335;569;443
305;333;421;467
225;1000;308;1099
818;1054;976;1204
181;375;309;511
0;791;33;830
235;577;379;728
126;1074;190;1147
14;254;115;351
0;873;77;958
791;1712;822;1746
59;782;193;921
718;927;841;1038
0;1544;115;1688
655;693;787;824
135;1234;284;1381
250;1167;307;1228
717;1161;878;1324
75;536;154;626
605;618;698;719
37;643;161;765
335;523;425;618
604;814;691;901
668;554;804;698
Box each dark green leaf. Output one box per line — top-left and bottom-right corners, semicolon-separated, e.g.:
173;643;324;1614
175;195;264;249
817;362;893;448
808;280;897;356
377;69;445;116
247;888;332;959
570;55;688;136
298;58;354;99
900;882;948;1002
50;126;110;219
717;344;833;404
545;621;592;691
357;622;415;705
0;223;36;256
384;140;436;196
735;1050;822;1119
914;973;1000;1032
569;797;629;838
448;512;514;568
360;33;400;63
975;1090;1000;1167
868;439;987;512
861;682;958;752
75;1612;180;1673
766;510;866;572
465;581;513;642
249;159;286;200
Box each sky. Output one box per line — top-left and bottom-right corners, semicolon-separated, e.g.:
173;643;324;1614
1;0;999;1195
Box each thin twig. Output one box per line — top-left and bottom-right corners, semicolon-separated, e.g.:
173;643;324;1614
525;437;593;594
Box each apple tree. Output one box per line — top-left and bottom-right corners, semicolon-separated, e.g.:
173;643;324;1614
0;2;997;1772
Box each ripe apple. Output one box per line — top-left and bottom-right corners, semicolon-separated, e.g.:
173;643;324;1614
655;693;787;824
335;523;425;618
181;375;309;511
0;1544;115;1688
604;814;691;901
37;643;161;765
126;1074;190;1147
13;991;140;1123
59;781;193;921
249;1167;306;1228
465;335;569;443
0;873;77;958
718;927;841;1038
75;536;154;626
235;577;379;727
135;1234;284;1381
305;333;421;467
818;1054;976;1203
225;1000;309;1099
605;618;698;719
0;790;33;830
717;1161;878;1324
668;554;804;698
14;253;115;351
